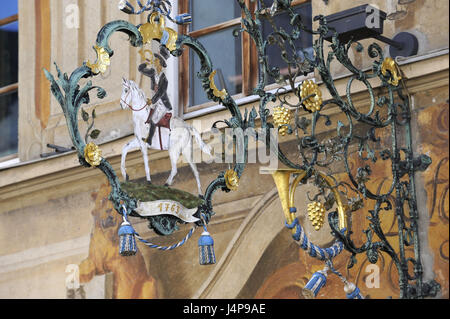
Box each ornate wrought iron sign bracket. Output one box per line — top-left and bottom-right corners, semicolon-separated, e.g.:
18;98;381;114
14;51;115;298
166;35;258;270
44;0;440;298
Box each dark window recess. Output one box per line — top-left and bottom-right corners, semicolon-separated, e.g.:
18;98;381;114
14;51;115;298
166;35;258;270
0;92;18;158
0;26;18;87
260;2;314;84
0;0;19;158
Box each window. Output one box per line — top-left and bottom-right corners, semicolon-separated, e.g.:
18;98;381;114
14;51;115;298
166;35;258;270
260;0;313;85
178;0;312;116
178;0;258;115
0;0;18;160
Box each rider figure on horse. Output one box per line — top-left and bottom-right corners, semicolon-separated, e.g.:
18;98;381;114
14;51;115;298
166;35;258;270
138;45;172;145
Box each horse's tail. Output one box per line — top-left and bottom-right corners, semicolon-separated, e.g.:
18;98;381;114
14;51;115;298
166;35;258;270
189;126;212;156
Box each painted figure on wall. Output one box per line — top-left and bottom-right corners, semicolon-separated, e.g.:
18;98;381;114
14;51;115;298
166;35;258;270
78;183;159;299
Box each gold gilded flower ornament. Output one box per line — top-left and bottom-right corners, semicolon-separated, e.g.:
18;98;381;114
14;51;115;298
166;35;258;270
224;169;239;191
272;105;292;136
86;45;111;75
299;80;323;112
84;142;102;167
381;57;402;86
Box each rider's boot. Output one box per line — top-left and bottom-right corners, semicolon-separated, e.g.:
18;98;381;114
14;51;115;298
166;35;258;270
146;124;156;145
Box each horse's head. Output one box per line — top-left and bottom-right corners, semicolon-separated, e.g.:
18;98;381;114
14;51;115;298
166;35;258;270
120;77;131;110
120;78;148;111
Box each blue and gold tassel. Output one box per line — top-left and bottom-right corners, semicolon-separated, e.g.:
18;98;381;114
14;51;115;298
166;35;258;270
302;269;328;298
198;216;216;266
344;282;364;299
118;206;137;256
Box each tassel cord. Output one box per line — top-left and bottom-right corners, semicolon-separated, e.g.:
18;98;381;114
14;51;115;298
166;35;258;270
121;205;198;251
285;214;344;261
325;259;348;285
326;258;365;299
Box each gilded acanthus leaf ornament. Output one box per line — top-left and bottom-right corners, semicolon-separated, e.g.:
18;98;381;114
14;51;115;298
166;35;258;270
86;45;111;74
299;80;323;112
209;70;228;100
139;12;178;51
381;57;402;86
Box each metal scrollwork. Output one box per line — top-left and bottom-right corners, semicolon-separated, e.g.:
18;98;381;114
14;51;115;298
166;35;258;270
236;0;440;299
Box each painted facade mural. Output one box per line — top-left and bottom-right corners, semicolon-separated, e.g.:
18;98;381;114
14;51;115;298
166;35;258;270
78;183;159;299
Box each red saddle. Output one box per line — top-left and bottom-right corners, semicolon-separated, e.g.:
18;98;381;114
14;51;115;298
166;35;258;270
146;108;172;129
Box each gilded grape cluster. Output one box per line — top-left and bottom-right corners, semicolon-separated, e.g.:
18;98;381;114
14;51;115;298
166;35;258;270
273;105;292;136
307;201;326;231
299;80;323;113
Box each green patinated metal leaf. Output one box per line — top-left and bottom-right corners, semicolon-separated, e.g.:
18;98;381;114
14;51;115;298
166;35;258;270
81;108;89;122
121;182;204;209
90;129;101;139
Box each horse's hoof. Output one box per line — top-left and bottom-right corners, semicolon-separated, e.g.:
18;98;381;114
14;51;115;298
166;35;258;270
147;181;152;185
164;183;170;187
125;174;130;182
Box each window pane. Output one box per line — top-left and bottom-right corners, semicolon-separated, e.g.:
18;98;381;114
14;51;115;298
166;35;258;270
0;0;18;157
0;22;19;87
189;27;242;107
0;92;18;157
190;0;241;31
261;2;313;84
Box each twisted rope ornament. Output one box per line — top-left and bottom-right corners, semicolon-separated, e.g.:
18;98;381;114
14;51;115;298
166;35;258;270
285;209;344;261
121;205;199;251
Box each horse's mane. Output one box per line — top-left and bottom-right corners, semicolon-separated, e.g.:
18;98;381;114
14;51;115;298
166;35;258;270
128;80;146;101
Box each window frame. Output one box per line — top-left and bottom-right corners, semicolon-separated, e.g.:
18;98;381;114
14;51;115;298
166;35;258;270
178;0;258;115
0;12;19;162
178;0;311;117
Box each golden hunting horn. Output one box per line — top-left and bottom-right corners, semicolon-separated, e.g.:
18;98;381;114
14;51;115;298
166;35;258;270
270;169;347;232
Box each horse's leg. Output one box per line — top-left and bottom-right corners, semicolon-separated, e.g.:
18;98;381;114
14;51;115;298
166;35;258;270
164;145;179;187
182;139;203;195
121;139;139;181
139;140;152;183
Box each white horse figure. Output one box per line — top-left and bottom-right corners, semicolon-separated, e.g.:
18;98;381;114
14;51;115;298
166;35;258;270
120;78;211;194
